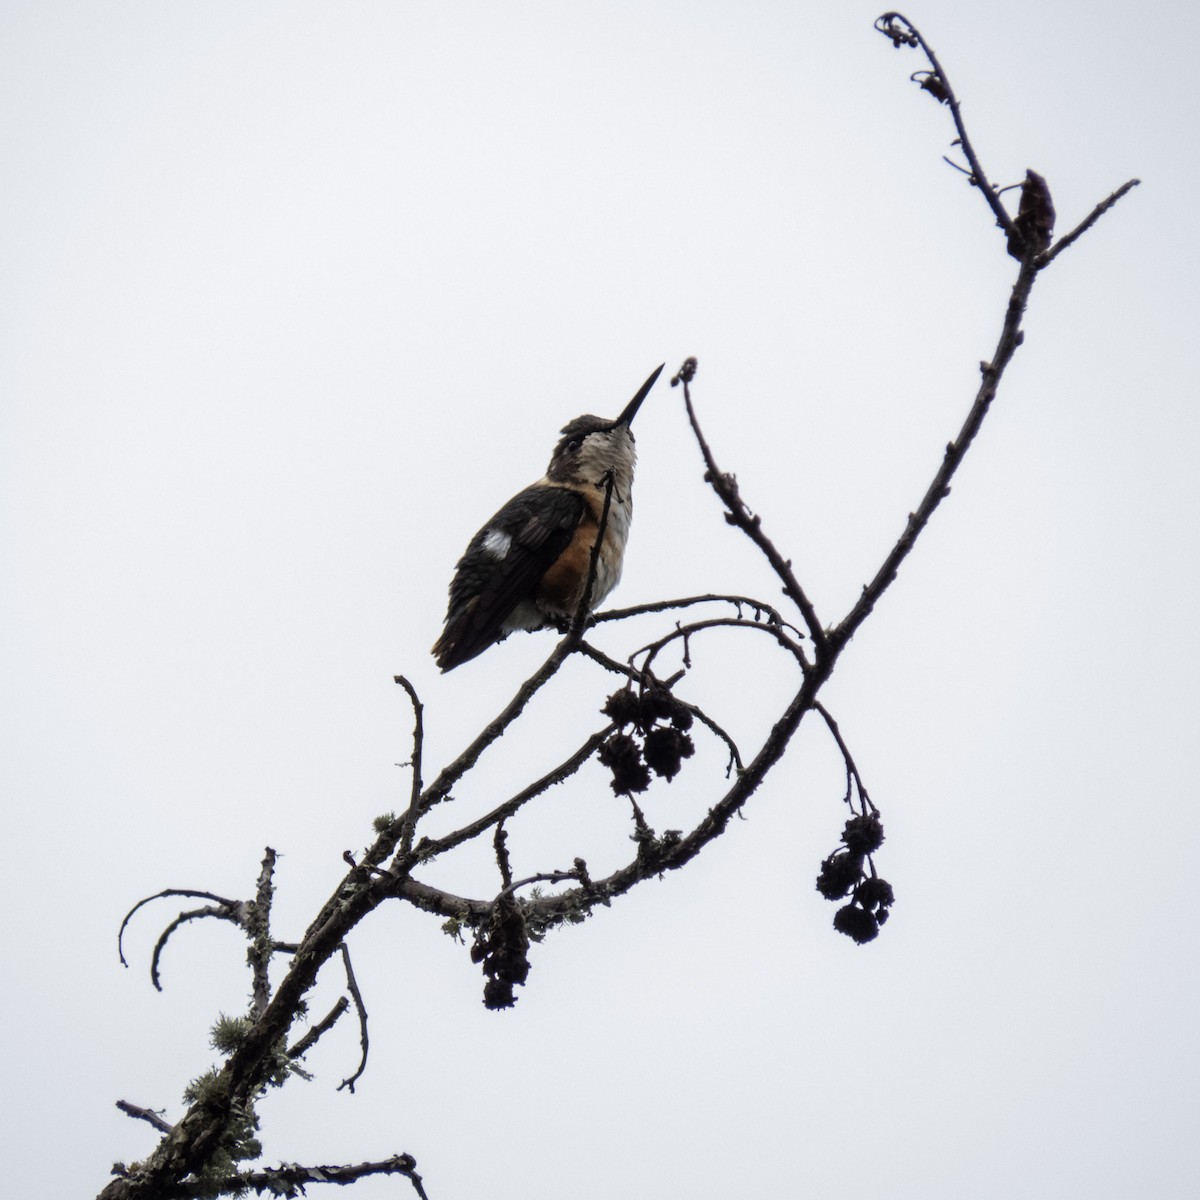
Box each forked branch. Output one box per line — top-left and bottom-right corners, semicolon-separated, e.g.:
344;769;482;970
100;17;1137;1199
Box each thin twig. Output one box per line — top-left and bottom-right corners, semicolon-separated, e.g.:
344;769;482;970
287;995;350;1060
1037;178;1141;266
380;648;573;864
876;13;1014;235
149;906;245;993
594;592;792;629
393;669;823;929
498;868;586;898
207;1153;428;1199
115;1101;174;1135
674;361;826;664
118;889;242;967
632;614;807;678
410;727;616;861
570;469;617;639
813;701;877;815
394;675;426;858
336;944;370;1094
832;255;1038;646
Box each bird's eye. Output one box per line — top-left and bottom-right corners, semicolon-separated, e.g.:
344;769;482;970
566;437;582;453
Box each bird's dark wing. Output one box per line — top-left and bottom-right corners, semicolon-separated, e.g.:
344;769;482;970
433;484;586;670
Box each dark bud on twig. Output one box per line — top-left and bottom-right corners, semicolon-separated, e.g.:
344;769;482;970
815;805;894;942
670;356;698;387
911;70;949;103
472;895;532;1010
1007;169;1056;259
842;813;885;855
640;687;674;724
875;12;920;48
833;903;881;945
642;685;687;727
602;688;642;728
669;703;693;732
643;726;695;782
598;732;651;796
854;876;896;912
599;683;697;792
816;851;865;900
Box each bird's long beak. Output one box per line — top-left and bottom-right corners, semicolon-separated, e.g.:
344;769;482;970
615;363;666;428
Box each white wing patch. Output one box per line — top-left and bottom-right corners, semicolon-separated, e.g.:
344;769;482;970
482;528;512;559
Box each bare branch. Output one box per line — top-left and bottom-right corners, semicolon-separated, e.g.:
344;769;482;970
570;469;617;638
115;1101;173;1135
1037;178;1141;267
411;726;616;862
248;849;277;1020
392;673;821;935
631;615;807;678
335;944;370;1094
673;359;825;664
287;995;350;1060
204;1153;428;1199
876;12;1014;235
813;702;877;816
499;868;584;897
394;675;425;858
118;889;242;967
832;256;1038;647
100;16;1138;1196
148;905;245;993
391;637;586;854
594;592;792;629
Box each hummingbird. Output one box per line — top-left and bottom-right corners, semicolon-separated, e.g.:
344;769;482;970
433;365;664;671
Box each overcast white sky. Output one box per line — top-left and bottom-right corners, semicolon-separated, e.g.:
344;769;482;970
3;2;1197;1198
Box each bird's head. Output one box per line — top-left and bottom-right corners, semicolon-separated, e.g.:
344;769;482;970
545;364;664;490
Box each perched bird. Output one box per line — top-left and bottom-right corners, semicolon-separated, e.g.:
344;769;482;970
433;364;665;671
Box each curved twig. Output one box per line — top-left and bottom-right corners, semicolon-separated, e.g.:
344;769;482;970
118;889;243;967
394;675;426;859
813;701;877;816
594;592;793;629
335;943;370;1094
673;361;825;666
391;669;824;929
149;905;246;992
876;12;1014;234
575;641;745;772
632;615;807;679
